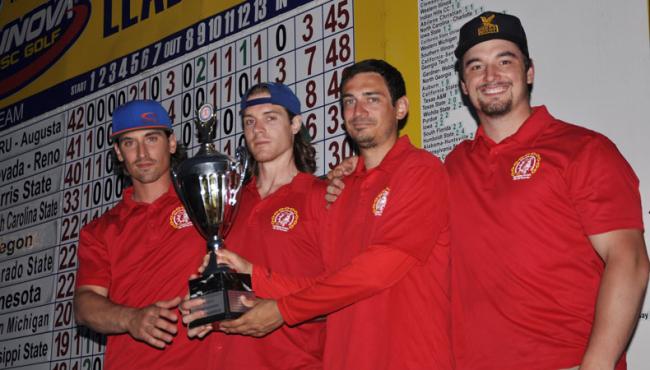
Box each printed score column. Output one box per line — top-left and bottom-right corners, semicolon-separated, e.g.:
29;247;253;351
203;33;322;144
0;112;65;369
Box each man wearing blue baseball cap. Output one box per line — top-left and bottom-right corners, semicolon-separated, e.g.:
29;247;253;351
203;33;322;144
74;99;216;369
180;83;327;369
447;11;649;370
198;61;454;369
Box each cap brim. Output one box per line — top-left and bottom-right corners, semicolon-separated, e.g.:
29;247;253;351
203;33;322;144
455;33;528;59
111;125;173;138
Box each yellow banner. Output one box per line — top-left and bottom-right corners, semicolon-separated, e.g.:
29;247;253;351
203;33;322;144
0;0;248;107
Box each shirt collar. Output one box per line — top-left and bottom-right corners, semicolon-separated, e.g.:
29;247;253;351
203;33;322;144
354;135;412;175
121;184;177;210
471;105;553;150
244;172;312;199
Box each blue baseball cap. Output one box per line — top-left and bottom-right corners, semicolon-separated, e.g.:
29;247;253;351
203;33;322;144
111;99;173;138
240;82;301;116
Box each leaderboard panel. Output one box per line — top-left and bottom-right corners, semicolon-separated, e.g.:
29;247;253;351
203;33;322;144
0;0;354;369
157;0;355;169
0;108;109;370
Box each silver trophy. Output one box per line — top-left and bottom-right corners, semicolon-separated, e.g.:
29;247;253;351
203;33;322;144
172;103;254;328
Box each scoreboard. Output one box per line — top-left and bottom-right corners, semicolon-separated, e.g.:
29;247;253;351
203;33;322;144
5;0;648;369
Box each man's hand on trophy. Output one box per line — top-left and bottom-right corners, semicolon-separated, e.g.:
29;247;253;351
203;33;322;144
325;156;358;204
126;296;181;349
195;254;211;275
216;249;253;274
218;297;284;337
179;295;214;338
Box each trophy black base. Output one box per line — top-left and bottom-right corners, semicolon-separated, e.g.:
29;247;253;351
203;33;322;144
188;270;255;328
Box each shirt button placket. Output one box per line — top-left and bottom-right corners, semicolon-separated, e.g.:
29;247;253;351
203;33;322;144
486;147;500;190
147;205;160;241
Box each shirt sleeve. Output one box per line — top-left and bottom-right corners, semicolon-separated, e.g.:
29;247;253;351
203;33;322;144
368;161;449;262
277;162;450;325
566;134;644;235
252;266;320;298
277;247;418;325
75;223;111;289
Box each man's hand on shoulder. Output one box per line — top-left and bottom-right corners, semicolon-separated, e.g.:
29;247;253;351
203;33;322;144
325;156;358;204
125;296;181;349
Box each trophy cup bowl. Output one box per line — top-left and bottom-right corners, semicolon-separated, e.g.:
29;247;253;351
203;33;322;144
171;103;255;328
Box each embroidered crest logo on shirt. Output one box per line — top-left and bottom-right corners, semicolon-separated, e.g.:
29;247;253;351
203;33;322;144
478;14;499;36
271;207;299;232
372;187;390;216
511;152;541;180
169;206;193;229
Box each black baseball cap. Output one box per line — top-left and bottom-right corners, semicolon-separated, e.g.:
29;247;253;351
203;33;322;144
455;11;529;60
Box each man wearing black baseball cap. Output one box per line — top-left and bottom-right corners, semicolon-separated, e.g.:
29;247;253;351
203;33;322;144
75;100;217;369
447;11;649;370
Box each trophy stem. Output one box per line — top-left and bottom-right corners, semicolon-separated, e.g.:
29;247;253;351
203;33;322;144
203;252;219;277
207;236;223;254
204;237;231;276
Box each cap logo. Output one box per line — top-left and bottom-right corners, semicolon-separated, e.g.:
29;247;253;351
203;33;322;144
271;207;299;232
170;206;193;229
511;152;541;180
140;112;158;123
372;187;390;216
478;14;499;36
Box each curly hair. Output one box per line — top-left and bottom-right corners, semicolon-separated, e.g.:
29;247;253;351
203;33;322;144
290;112;316;174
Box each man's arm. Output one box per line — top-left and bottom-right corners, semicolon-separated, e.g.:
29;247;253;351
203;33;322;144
74;285;181;349
580;229;650;370
211;246;416;337
220;163;449;336
251;265;321;298
219;246;418;336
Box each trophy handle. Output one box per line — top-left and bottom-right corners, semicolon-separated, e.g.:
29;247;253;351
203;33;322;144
228;146;249;206
171;169;191;209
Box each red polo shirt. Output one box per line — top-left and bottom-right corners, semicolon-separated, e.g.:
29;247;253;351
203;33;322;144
211;172;326;370
446;106;643;370
254;136;453;370
77;186;216;370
